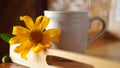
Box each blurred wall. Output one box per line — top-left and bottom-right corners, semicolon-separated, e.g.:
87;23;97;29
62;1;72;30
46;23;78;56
0;0;48;62
48;0;111;37
0;0;36;62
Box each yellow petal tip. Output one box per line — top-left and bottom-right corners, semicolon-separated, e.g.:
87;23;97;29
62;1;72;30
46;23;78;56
19;16;23;20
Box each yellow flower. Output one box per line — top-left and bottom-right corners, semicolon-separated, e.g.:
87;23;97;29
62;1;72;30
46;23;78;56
9;15;61;60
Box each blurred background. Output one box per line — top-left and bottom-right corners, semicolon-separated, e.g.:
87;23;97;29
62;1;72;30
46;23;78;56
0;0;47;62
0;0;120;63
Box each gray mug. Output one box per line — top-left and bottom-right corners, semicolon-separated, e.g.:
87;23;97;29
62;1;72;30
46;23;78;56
44;11;106;53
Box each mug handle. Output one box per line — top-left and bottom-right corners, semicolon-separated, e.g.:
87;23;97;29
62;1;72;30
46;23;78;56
88;17;106;42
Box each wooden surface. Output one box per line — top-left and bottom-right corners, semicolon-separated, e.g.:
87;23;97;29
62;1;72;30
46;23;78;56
0;62;93;68
87;32;120;62
0;63;28;68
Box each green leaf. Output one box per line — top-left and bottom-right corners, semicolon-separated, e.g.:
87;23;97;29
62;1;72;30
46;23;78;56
0;33;14;43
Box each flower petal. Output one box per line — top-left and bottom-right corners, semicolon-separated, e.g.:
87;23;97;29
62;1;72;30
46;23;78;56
20;15;35;30
43;37;60;44
43;29;61;44
32;44;45;53
12;26;29;36
48;37;60;44
44;29;61;37
44;43;52;48
35;16;50;31
9;36;26;46
35;16;43;29
14;40;31;53
21;44;32;60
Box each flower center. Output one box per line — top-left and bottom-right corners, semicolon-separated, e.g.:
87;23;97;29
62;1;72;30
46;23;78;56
29;30;43;44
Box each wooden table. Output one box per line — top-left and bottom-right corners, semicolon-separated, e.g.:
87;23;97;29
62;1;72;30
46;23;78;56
0;61;93;68
0;63;28;68
87;33;120;62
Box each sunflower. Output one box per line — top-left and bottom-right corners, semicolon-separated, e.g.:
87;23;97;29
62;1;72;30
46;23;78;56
9;15;61;60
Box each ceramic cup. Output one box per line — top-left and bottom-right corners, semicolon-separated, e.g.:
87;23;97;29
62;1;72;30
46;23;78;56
44;11;106;53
